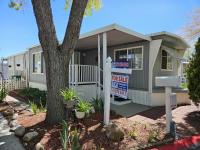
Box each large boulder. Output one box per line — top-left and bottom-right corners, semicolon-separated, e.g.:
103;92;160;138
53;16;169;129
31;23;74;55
105;123;124;142
23;131;38;142
15;125;25;137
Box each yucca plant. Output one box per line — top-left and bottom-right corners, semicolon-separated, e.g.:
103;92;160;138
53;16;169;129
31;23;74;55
92;97;104;112
71;129;80;150
29;101;38;115
60;120;69;150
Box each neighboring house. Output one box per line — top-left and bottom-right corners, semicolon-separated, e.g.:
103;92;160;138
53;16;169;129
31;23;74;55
0;62;8;80
6;24;190;106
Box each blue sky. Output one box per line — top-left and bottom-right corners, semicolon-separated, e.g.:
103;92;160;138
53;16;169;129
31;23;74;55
0;0;199;57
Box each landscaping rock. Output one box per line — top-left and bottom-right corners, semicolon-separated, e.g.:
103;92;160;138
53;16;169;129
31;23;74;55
15;125;25;137
35;142;45;150
23;131;38;142
9;120;18;128
2;108;14;117
105;123;124;142
12;113;18;120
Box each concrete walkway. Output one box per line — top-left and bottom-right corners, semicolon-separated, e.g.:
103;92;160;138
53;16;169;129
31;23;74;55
111;102;151;117
0;113;25;150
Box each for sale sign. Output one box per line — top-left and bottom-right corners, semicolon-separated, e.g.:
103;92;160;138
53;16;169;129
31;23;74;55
111;74;129;99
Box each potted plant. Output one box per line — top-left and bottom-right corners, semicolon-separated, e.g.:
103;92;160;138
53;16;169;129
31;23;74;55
75;100;92;119
60;88;77;108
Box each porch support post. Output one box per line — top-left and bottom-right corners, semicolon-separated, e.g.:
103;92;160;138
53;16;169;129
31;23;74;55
71;52;75;87
103;32;107;97
98;34;101;98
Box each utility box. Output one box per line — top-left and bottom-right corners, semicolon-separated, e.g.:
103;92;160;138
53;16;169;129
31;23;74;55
170;93;177;109
155;76;181;87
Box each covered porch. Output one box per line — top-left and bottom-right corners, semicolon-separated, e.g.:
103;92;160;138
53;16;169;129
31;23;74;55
69;24;151;101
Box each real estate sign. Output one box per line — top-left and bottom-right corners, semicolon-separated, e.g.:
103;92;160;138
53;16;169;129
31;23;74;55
111;74;129;99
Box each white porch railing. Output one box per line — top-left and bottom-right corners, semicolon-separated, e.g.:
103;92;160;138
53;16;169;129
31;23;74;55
69;65;98;85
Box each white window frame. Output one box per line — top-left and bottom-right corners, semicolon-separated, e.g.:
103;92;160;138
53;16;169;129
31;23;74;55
32;52;44;74
114;46;143;70
161;50;173;71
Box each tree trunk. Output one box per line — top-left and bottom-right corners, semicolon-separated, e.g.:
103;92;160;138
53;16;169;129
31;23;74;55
31;0;88;125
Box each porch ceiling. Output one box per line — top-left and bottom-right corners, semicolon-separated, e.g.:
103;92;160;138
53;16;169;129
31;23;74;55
76;24;150;50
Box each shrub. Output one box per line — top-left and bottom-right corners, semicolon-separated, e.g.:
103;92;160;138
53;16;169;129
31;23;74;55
187;37;200;105
60;88;76;102
20;88;46;106
29;101;38;115
76;100;92;113
0;86;7;103
60;120;69;150
92;97;104;112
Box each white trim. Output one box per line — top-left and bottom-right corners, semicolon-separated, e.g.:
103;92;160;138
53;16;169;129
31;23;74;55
161;50;173;71
148;39;162;93
114;46;144;70
147;31;190;48
80;24;151;41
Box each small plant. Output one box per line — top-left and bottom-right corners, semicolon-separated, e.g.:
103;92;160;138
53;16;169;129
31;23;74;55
92;97;104;112
60;120;69;150
148;129;159;143
0;86;7;103
39;100;47;112
60;88;76;102
76;100;92;113
29;101;38;115
71;129;80;150
128;129;138;139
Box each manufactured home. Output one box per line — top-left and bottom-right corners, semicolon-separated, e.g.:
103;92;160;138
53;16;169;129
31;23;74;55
6;24;190;106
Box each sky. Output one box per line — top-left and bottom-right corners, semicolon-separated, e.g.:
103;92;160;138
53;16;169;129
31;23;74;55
0;0;200;57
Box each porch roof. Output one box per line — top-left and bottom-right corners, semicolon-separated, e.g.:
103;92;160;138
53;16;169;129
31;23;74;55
76;24;151;50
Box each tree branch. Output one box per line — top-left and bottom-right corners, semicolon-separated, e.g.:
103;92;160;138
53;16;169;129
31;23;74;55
31;0;59;51
61;0;88;56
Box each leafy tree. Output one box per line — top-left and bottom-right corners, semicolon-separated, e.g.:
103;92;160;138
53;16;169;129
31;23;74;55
9;0;101;125
187;37;200;106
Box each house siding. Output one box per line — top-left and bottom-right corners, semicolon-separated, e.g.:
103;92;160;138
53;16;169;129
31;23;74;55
29;46;46;84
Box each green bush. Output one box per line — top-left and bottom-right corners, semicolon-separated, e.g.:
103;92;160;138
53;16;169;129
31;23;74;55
76;100;92;113
187;37;200;105
0;86;7;103
20;88;46;107
71;129;80;150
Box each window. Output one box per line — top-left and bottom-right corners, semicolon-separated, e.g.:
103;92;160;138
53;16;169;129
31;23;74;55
161;50;173;70
115;46;143;70
33;52;43;73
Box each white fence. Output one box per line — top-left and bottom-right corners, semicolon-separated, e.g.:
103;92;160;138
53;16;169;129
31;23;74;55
0;79;26;91
69;65;98;85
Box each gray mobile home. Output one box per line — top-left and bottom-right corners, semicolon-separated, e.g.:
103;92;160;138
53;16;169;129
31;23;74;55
6;24;190;106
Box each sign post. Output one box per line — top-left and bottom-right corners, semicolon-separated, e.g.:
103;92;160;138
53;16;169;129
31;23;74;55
103;57;112;125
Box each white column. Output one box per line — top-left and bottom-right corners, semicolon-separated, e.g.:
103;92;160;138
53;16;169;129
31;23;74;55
98;34;101;98
104;57;112;125
103;32;107;96
165;86;172;133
